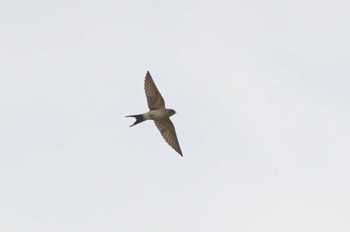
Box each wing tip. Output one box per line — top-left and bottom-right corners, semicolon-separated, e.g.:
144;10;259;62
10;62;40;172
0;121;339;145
175;145;183;156
177;147;183;156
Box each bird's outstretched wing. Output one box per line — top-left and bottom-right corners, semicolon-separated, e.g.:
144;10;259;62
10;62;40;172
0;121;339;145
154;118;183;156
144;71;165;110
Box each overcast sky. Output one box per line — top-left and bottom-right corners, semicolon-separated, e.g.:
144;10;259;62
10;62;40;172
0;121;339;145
1;1;350;231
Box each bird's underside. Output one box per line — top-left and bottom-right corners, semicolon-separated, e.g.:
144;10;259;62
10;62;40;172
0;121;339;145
126;71;183;156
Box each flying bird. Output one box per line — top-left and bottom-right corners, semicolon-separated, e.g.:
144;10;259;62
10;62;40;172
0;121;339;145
126;71;183;156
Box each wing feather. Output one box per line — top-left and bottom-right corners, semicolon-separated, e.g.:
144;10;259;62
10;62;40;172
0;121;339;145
144;71;165;110
154;119;183;156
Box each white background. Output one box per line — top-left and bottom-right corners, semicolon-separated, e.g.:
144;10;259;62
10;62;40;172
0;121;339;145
1;1;349;231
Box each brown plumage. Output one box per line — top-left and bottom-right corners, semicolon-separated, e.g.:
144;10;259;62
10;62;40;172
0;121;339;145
126;71;183;156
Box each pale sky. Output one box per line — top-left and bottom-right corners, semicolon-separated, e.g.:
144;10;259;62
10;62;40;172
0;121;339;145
1;1;350;231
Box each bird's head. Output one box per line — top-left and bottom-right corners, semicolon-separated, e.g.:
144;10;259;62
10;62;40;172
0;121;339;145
167;109;176;116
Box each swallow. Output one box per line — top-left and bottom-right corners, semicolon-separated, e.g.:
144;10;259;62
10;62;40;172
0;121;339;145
126;71;183;156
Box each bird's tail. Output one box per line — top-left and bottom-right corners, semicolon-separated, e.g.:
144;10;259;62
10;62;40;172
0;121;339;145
125;114;145;127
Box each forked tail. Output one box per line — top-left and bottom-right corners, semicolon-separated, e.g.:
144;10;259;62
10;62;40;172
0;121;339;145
125;114;145;127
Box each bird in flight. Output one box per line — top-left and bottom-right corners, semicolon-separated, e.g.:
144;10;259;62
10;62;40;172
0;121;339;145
126;71;183;156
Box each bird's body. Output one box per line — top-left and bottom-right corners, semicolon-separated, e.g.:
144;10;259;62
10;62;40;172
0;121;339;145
126;71;183;156
144;109;176;120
